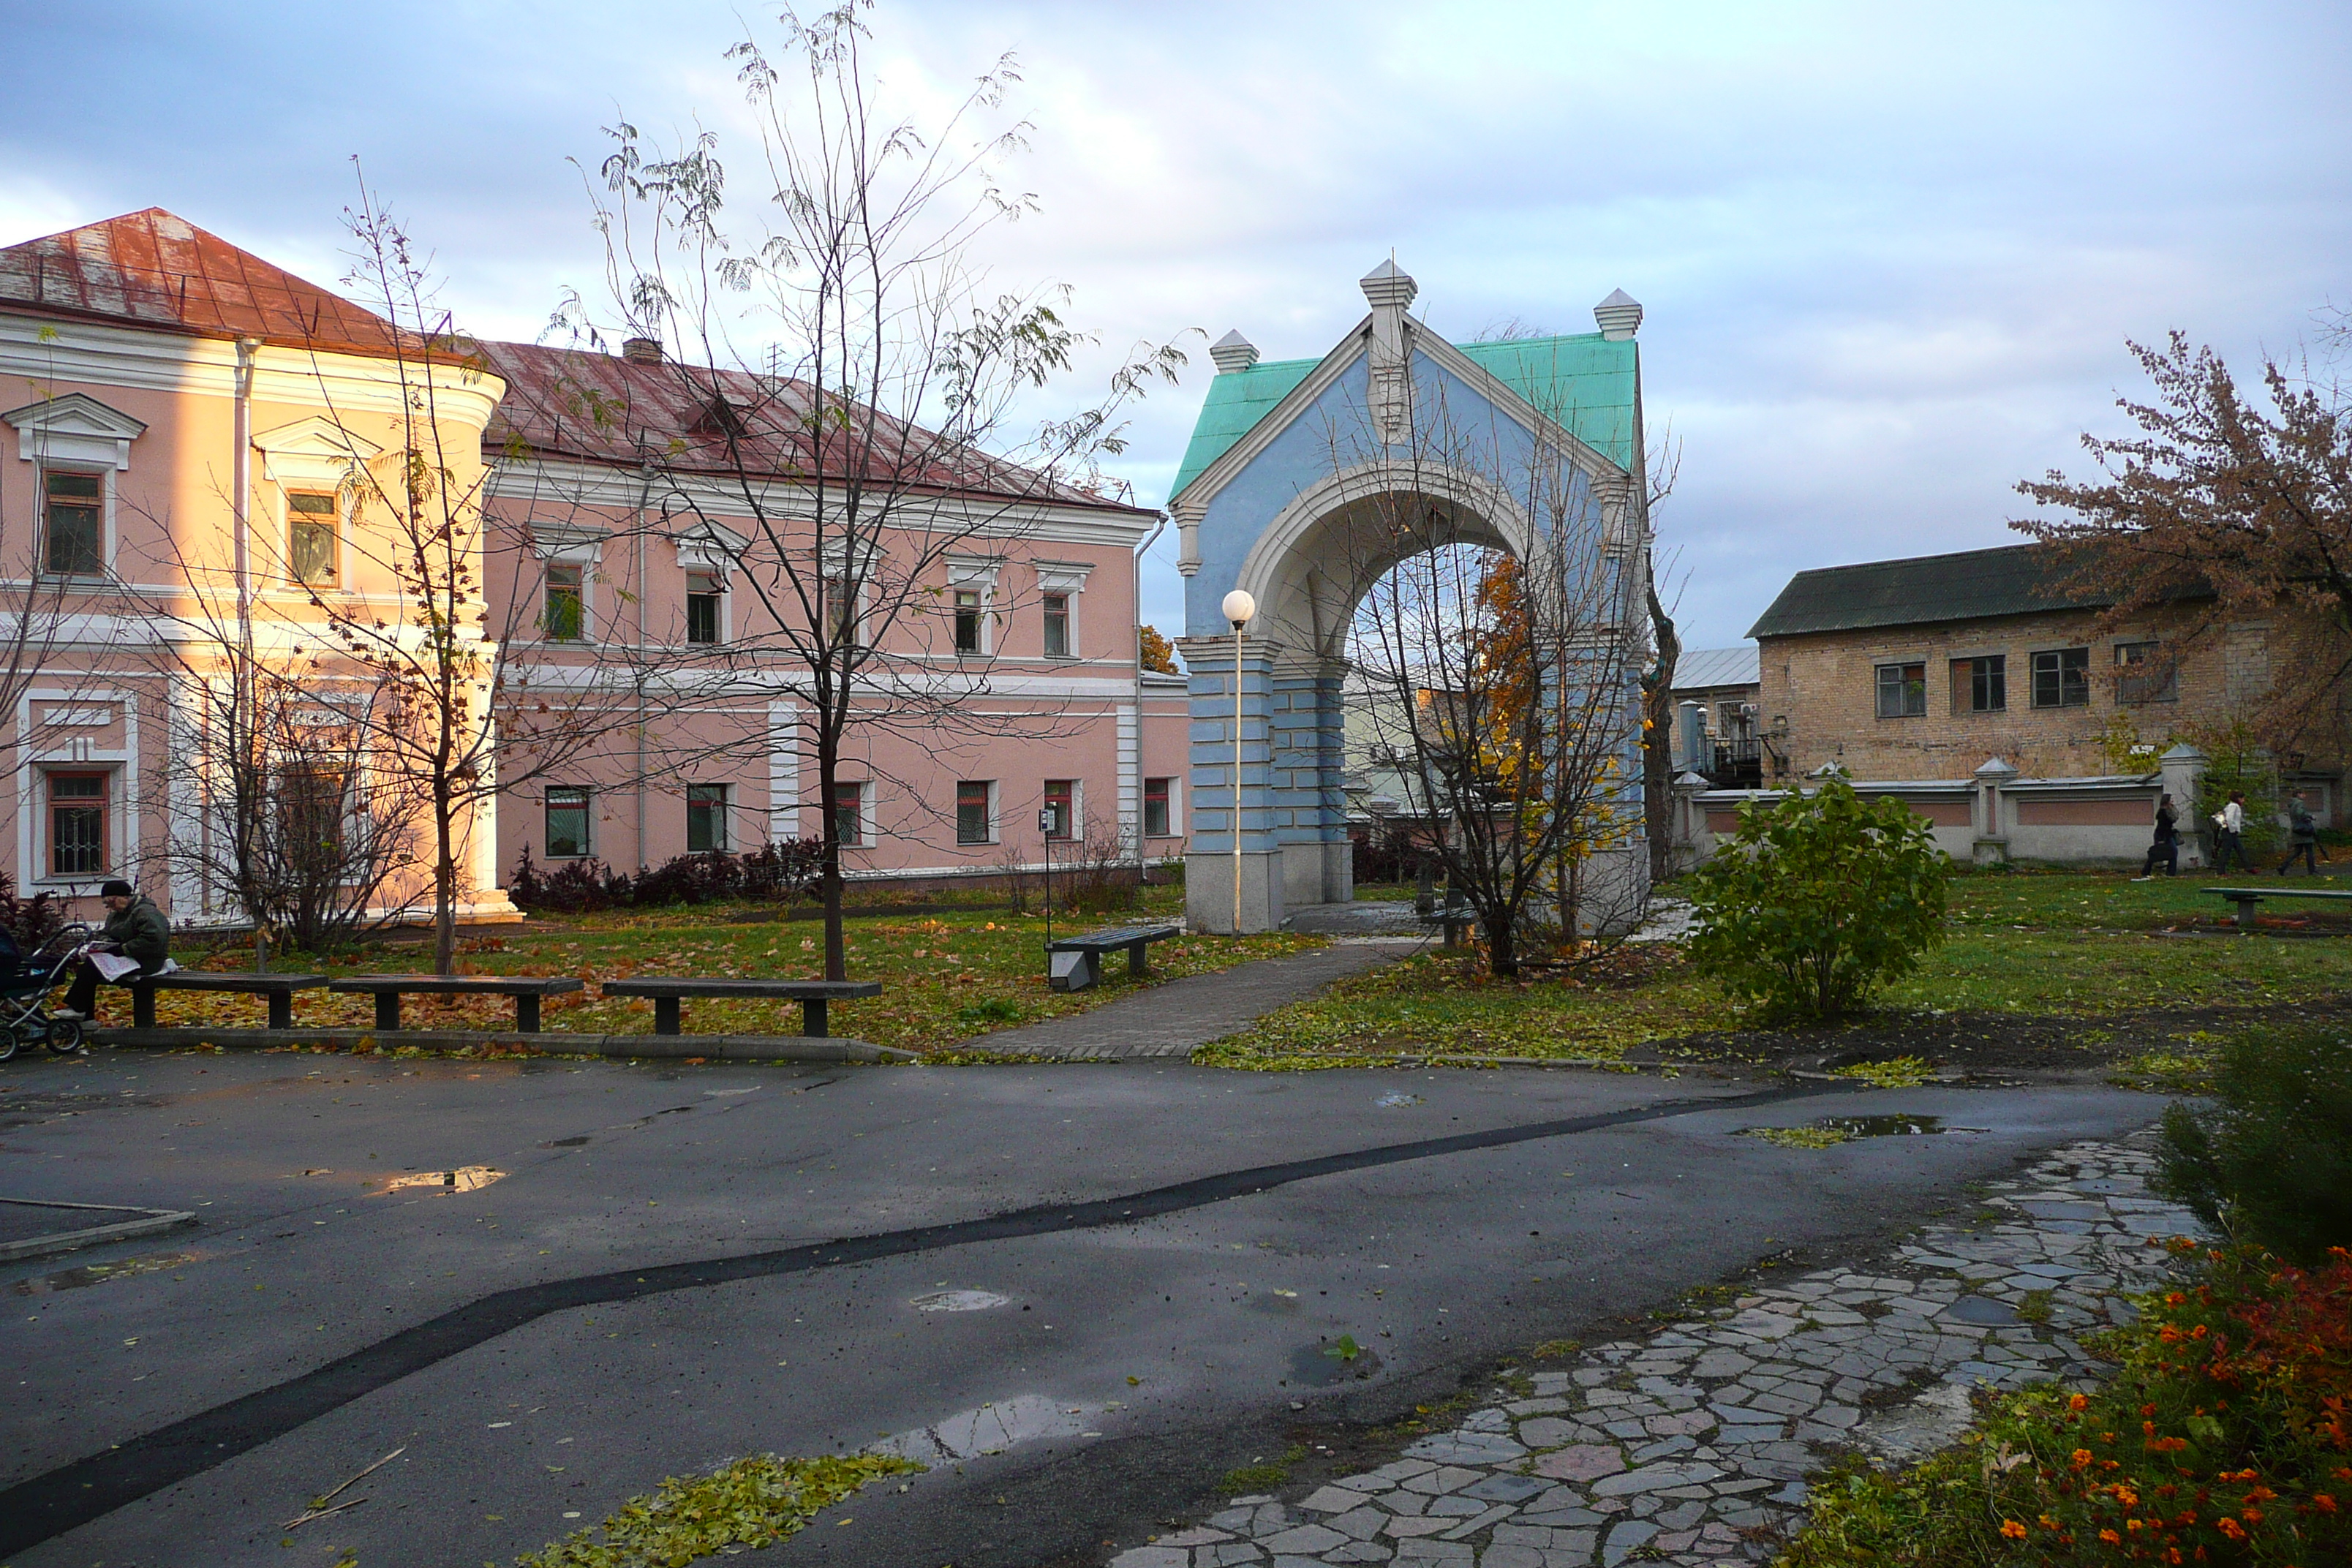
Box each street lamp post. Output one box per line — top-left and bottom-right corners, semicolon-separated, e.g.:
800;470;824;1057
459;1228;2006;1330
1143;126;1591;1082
1221;589;1257;934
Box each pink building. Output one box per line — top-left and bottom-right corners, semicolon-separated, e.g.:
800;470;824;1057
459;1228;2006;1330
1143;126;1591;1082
0;209;1187;926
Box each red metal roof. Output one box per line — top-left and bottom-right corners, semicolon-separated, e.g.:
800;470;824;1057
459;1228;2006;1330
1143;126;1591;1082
0;208;404;358
480;338;1153;516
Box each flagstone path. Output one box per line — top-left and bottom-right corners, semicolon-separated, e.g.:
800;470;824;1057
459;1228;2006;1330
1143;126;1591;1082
1106;1131;2206;1567
969;938;1423;1060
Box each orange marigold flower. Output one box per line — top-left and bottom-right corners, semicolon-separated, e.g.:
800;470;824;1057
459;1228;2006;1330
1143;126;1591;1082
2113;1485;2140;1507
2000;1520;2029;1539
2069;1393;2091;1411
2073;1449;2095;1469
2241;1507;2264;1523
2190;1324;2209;1339
2165;1292;2186;1305
2141;1403;2157;1417
2100;1529;2123;1545
2313;1494;2337;1513
2215;1518;2247;1540
2040;1515;2061;1529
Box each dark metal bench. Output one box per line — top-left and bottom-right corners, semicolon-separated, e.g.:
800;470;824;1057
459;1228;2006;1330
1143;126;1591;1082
326;975;584;1033
2207;886;2352;931
1045;923;1180;992
129;971;329;1030
598;978;881;1038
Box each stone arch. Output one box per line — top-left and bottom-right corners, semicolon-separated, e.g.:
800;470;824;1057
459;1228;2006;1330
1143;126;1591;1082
1232;459;1539;660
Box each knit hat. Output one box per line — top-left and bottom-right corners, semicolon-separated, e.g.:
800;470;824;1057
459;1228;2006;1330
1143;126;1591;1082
100;880;135;898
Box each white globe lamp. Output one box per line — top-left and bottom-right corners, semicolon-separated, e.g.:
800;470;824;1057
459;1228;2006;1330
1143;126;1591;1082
1221;588;1256;932
1221;589;1256;626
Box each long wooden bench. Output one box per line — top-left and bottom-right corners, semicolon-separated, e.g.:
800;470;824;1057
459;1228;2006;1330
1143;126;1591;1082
128;971;329;1030
2206;886;2352;931
326;975;584;1033
1419;904;1480;948
598;978;881;1038
1045;923;1180;992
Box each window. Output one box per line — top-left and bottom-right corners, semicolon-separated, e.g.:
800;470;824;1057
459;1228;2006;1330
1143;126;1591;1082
1143;777;1173;838
685;570;723;645
1043;778;1075;840
1874;661;1926;719
2032;647;2090;708
43;470;103;577
1952;655;2007;713
956;780;993;845
287;491;339;585
2116;641;2176;704
543;562;584;641
953;589;982;654
829;780;864;846
1042;592;1072;657
824;575;860;645
686;783;728;853
546;787;591;859
280;766;346;864
47;772;107;877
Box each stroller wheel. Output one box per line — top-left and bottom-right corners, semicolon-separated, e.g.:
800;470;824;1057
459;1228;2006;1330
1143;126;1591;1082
0;1028;16;1062
44;1018;83;1055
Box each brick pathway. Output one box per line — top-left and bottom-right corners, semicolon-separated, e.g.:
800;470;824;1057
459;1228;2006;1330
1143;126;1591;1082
1108;1132;2205;1567
968;939;1422;1060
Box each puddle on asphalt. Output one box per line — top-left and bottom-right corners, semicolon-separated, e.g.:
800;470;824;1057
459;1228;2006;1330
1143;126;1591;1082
870;1393;1095;1463
15;1251;200;1296
1288;1336;1382;1387
1744;1115;1989;1146
910;1289;1010;1313
1374;1092;1425;1108
380;1166;506;1194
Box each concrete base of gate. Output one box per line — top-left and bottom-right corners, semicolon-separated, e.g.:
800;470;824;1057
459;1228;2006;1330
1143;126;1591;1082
1185;848;1287;933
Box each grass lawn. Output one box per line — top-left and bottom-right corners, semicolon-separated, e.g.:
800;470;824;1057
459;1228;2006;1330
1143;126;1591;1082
1199;867;2352;1069
134;885;1321;1055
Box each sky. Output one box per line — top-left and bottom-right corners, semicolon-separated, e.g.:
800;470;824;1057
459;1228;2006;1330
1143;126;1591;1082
4;0;2348;649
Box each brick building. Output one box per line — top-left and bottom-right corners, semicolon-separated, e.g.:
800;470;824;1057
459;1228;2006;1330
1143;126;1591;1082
1746;542;2304;784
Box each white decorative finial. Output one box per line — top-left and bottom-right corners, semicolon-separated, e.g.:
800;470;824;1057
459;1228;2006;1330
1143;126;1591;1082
1360;259;1418;312
1593;288;1643;340
1209;330;1260;374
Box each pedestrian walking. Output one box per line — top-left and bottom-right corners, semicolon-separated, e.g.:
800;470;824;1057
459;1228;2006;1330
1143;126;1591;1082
2212;791;2253;873
2138;794;2180;878
2276;791;2321;875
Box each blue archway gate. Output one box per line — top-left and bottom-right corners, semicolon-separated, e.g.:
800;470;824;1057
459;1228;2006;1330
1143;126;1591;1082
1166;265;1653;932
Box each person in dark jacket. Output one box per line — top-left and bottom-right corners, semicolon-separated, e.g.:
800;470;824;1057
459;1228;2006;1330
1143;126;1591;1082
2138;794;2180;878
55;880;170;1022
2275;791;2321;876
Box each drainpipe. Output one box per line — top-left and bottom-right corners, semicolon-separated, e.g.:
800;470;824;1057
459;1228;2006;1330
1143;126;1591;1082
633;459;655;869
233;336;260;965
1132;512;1167;883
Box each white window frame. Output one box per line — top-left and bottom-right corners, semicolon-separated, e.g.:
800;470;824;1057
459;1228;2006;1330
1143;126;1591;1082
954;778;998;846
282;486;346;589
829;778;872;848
545;786;593;859
15;688;137;893
1142;775;1182;838
1034;561;1093;660
946;554;1005;656
7;393;146;582
683;568;729;647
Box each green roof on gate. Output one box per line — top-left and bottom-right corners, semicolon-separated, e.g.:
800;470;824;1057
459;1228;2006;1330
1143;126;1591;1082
1167;330;1638;500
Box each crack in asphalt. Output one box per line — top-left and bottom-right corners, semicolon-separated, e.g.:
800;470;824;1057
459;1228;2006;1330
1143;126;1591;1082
0;1078;1847;1556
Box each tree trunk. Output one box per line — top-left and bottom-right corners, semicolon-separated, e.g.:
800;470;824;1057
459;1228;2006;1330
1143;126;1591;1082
1642;578;1682;882
815;739;846;982
1488;909;1517;979
432;791;458;976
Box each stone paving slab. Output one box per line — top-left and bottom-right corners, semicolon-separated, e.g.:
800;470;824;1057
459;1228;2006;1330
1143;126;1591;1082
961;940;1422;1059
1107;1132;2207;1567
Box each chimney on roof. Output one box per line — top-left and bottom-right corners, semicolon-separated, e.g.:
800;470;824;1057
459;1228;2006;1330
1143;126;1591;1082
621;336;663;365
1592;289;1643;341
1209;330;1260;374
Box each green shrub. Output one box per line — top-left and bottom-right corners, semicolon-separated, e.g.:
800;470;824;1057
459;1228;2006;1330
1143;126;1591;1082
1686;776;1951;1021
2155;1022;2352;1265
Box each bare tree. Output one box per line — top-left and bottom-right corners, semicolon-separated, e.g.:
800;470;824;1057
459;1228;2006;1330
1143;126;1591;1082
552;1;1184;980
1338;399;1648;976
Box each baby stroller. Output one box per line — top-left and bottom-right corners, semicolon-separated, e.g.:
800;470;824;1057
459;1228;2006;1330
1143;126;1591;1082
0;921;94;1060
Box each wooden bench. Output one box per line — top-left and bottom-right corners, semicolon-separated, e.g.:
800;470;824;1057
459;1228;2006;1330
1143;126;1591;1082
598;978;881;1038
1045;923;1180;992
129;971;328;1030
1419;904;1480;947
326;975;584;1033
2207;886;2352;931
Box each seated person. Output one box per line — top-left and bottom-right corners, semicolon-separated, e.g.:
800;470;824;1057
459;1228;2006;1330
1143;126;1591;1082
55;880;170;1022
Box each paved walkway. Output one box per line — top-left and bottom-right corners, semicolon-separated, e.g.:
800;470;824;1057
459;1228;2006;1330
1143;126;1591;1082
968;938;1425;1060
1109;1131;2205;1567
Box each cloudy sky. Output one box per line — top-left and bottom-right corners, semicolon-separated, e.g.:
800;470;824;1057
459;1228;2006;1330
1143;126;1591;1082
4;1;2346;647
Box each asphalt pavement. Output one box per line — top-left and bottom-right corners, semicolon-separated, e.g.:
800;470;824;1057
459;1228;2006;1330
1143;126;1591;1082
0;1049;2164;1567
